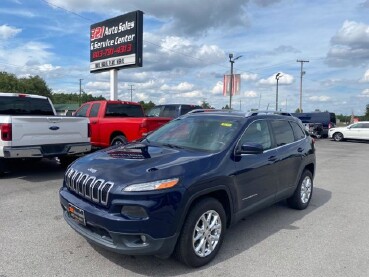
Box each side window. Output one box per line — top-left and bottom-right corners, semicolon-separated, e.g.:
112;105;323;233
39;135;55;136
74;104;89;117
89;103;100;117
161;106;177;117
239;120;272;150
363;123;369;128
290;121;306;141
270;120;295;146
351;123;363;128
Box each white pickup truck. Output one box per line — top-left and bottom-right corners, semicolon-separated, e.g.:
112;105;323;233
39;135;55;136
0;92;91;175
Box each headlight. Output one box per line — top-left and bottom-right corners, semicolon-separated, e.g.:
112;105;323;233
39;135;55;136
123;178;179;192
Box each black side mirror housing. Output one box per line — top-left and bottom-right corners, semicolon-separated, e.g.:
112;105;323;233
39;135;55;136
237;143;264;155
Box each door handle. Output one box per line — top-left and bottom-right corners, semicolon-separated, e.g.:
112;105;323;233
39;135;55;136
268;156;278;162
297;147;304;152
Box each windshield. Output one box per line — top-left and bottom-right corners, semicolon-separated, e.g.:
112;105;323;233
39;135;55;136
146;115;242;152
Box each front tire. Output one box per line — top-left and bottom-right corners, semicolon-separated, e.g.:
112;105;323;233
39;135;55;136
287;170;313;210
174;198;226;267
333;132;344;141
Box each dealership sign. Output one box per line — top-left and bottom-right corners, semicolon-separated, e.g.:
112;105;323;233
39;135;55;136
90;11;143;73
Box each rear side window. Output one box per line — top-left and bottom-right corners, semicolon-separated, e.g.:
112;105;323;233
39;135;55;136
160;106;177;117
270;120;295;146
89;103;100;117
105;103;144;117
0;96;54;115
290;121;306;140
180;105;202;116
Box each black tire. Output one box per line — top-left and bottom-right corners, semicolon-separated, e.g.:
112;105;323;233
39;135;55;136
58;156;76;168
287;170;313;210
333;132;344;142
110;135;127;146
174;198;226;267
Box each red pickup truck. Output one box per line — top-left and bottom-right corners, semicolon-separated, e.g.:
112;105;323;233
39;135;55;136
74;100;171;148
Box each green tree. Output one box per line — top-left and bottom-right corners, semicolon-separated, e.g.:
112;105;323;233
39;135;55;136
18;75;52;98
0;71;19;92
139;101;155;112
201;100;212;109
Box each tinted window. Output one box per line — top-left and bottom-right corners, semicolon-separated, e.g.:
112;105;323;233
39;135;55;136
271;120;295;146
146;106;161;117
363;123;369;128
180;105;202;115
161;106;177;117
75;104;89;117
0;96;54;115
239;120;272;150
105;103;144;117
290;121;306;140
89;103;100;117
351;123;364;128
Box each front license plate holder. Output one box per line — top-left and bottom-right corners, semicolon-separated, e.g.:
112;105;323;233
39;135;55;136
68;203;86;226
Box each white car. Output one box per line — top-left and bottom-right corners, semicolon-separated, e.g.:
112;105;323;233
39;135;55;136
328;121;369;141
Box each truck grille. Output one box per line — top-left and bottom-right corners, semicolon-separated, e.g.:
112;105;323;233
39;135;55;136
65;168;114;206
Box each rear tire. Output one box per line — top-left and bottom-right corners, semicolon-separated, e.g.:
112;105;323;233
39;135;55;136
333;132;344;141
287;170;313;210
174;198;226;267
111;135;127;146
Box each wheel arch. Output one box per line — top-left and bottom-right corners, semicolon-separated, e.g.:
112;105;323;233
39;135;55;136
109;131;126;143
178;186;233;234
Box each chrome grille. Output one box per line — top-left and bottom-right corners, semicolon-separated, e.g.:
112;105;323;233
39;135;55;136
65;168;114;206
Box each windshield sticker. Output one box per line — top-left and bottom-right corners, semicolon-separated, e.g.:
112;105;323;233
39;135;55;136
221;123;233;127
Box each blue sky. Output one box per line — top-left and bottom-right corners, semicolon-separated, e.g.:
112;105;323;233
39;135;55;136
1;0;369;115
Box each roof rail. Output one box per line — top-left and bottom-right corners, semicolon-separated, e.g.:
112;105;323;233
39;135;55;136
247;110;292;116
187;109;232;114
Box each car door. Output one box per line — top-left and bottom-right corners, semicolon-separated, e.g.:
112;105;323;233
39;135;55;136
233;120;279;211
362;123;369;140
270;119;305;200
87;103;101;145
346;123;363;139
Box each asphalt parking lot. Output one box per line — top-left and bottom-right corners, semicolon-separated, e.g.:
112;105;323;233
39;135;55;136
1;139;369;277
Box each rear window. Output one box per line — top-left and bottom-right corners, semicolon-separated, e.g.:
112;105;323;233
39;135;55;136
0;96;54;115
105;103;144;117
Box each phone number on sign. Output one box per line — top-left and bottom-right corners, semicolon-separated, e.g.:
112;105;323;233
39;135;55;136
92;44;133;59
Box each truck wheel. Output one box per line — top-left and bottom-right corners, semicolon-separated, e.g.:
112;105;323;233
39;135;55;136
111;135;127;146
58;156;76;168
174;198;226;267
287;170;313;210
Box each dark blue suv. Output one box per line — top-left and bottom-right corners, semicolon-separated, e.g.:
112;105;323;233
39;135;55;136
59;111;315;267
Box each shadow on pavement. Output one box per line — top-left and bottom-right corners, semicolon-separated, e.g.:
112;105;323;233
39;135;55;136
90;187;331;276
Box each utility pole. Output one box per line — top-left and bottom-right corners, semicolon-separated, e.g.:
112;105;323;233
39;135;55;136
128;85;135;102
79;79;83;106
297;60;309;112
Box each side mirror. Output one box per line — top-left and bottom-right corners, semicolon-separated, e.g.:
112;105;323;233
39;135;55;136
237;143;264;155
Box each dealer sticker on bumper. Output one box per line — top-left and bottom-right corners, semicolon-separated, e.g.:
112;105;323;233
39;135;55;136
68;203;86;226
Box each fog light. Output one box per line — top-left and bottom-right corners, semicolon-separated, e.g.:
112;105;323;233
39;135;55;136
140;235;147;243
121;205;148;219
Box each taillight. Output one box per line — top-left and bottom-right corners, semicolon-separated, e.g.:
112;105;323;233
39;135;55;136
138;121;148;137
88;123;91;138
0;123;12;141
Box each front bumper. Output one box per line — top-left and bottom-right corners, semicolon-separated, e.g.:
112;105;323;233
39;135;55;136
59;188;181;256
3;142;91;158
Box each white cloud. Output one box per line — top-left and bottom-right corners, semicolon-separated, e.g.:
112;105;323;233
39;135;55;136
37;64;61;72
309;96;332;102
85;81;110;90
241;73;258;81
211;81;223;95
327;21;369;67
360;69;369;82
244;90;258;98
359;89;369;97
0;24;21;39
160;82;194;91
259;72;294;85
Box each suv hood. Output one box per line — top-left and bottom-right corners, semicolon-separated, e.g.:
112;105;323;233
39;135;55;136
68;142;221;187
